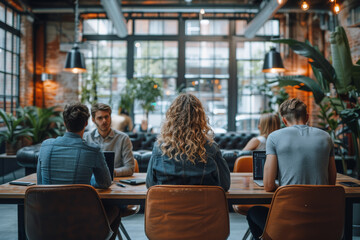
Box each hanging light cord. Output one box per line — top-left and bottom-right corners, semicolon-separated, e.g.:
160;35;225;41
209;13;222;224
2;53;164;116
74;0;79;45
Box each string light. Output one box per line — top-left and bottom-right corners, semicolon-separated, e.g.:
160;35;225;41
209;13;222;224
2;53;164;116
301;0;309;11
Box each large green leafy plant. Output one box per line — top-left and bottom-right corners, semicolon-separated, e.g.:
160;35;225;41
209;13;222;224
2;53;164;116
272;26;360;177
0;109;32;154
19;106;64;144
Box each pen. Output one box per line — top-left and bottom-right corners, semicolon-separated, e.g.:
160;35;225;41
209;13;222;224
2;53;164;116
116;183;126;188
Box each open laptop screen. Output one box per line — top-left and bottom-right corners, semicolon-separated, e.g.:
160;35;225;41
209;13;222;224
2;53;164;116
103;151;115;181
252;151;266;180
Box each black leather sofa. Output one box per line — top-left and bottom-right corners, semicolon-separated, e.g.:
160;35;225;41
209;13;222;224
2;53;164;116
16;132;255;174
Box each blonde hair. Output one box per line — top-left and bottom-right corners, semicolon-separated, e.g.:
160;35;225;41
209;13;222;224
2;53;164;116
158;93;214;164
259;113;280;137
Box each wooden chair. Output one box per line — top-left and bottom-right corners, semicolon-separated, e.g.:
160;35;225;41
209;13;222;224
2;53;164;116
232;155;269;240
145;185;229;240
117;159;140;240
25;185;113;240
261;185;345;240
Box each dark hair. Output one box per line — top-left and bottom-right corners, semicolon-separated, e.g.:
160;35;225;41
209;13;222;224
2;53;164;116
279;98;307;123
63;102;90;132
91;103;112;118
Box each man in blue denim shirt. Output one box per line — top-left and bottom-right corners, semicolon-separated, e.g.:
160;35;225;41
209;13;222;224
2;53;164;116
37;103;120;240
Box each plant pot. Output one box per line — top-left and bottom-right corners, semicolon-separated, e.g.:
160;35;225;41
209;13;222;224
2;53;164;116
6;142;21;155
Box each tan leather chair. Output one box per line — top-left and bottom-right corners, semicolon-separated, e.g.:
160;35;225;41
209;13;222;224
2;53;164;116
117;159;140;240
25;184;113;240
145;185;229;240
233;155;268;239
261;185;345;240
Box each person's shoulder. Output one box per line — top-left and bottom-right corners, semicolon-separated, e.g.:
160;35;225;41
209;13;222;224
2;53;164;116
112;129;130;138
41;137;56;146
83;128;96;139
81;140;101;152
310;126;331;137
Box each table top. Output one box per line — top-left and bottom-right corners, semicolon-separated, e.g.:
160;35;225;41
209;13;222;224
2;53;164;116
1;173;360;201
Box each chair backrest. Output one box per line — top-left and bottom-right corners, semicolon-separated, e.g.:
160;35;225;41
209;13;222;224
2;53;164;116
25;185;113;240
233;155;253;172
261;185;345;240
134;158;139;173
145;185;229;240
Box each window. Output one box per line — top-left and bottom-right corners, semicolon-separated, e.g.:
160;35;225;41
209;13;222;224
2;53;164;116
133;40;178;131
134;19;178;35
0;2;20;113
236;19;279;36
82;40;127;110
185;41;229;132
83;19;133;35
186;20;229;36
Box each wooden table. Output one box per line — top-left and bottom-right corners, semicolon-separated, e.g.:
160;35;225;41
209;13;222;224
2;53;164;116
1;173;360;240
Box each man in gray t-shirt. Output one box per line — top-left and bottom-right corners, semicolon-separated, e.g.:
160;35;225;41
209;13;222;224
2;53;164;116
247;98;337;239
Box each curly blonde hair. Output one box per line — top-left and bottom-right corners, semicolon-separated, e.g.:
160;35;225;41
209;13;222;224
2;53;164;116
158;93;214;164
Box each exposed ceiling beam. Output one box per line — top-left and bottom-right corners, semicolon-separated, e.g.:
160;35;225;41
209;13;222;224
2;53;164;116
244;0;287;38
101;0;127;38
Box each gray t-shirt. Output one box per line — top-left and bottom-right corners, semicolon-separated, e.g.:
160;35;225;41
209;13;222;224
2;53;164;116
266;125;334;186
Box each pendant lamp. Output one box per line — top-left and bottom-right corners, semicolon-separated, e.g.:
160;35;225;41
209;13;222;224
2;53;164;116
64;0;86;74
262;47;285;73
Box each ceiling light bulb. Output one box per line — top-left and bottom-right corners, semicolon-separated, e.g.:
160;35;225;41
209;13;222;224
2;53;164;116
200;9;205;15
277;0;283;4
329;0;335;2
301;0;309;11
334;3;340;14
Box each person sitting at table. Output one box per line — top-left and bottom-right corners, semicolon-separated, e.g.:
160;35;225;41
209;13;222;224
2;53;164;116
36;102;121;240
243;112;280;151
84;103;135;177
246;98;337;239
146;93;230;191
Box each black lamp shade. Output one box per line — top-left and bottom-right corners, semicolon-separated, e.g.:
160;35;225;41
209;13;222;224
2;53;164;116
64;46;86;74
262;47;285;73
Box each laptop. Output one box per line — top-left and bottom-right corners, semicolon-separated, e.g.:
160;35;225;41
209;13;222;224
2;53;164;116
103;151;115;181
252;151;279;187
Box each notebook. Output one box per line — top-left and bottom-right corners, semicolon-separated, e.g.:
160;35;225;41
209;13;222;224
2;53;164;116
252;151;279;187
103;151;115;181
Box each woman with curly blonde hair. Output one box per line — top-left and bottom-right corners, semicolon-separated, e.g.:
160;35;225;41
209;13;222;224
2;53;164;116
146;93;230;191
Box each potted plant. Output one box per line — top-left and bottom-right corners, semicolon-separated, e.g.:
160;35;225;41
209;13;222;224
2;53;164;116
272;26;360;177
19;106;65;144
0;109;32;155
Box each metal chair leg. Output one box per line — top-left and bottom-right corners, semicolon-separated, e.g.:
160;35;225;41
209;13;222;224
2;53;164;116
117;229;123;240
242;227;251;240
119;221;131;240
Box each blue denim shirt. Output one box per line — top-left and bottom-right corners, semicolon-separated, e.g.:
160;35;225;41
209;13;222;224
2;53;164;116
146;141;231;191
37;132;112;189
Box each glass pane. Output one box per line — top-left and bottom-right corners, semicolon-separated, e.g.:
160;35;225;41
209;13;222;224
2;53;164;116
215;42;229;59
83;19;98;34
215;60;228;77
149;41;162;58
13;12;18;29
112;41;127;58
135;20;149;35
185;60;200;77
127;20;133;35
98;41;111;57
12;75;17;95
200;20;211;35
164;41;178;58
98;59;111;74
212;20;229;35
6;32;12;51
251;42;266;59
12;53;17;74
0;50;4;72
6;51;11;73
149;20;163;35
185;42;200;59
0;29;4;48
6;74;11;95
98;19;113;34
185;20;200;35
164;20;178;35
237;61;251;79
236;20;247;35
0;3;4;22
200;42;214;59
148;59;162;76
6;8;12;26
134;59;147;77
134;41;148;58
163;59;177;77
0;73;4;94
112;59;126;75
200;59;214;76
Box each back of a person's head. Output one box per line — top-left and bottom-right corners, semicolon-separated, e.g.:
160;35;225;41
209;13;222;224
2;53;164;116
259;113;280;137
63;103;90;132
159;93;213;164
91;103;112;118
279;98;307;123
